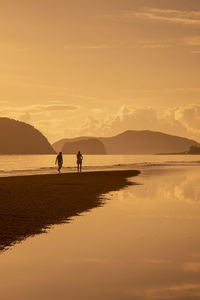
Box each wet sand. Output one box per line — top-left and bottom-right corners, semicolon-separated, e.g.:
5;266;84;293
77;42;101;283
0;170;140;251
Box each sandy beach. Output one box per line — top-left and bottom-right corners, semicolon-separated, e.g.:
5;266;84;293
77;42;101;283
0;170;140;251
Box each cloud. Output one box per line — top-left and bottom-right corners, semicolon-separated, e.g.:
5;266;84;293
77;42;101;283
0;103;80;142
114;7;200;26
65;44;117;49
174;104;200;135
64;35;200;52
145;283;200;299
107;107;162;133
44;105;79;111
19;112;31;123
67;104;200;145
65;40;174;50
141;41;173;49
2;102;200;144
0;104;79;115
135;7;200;25
12;82;96;101
76;106;187;139
52;91;96;101
92;108;103;114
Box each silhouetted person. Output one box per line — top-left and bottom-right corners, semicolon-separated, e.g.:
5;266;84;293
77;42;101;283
77;151;83;173
55;152;63;174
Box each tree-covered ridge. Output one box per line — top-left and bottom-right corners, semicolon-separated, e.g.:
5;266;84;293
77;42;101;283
62;138;106;154
0;118;55;154
188;146;200;154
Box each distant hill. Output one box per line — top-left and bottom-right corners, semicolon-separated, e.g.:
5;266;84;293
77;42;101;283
0;118;55;154
99;130;200;154
188;145;200;154
53;130;200;154
53;136;92;153
62;138;106;154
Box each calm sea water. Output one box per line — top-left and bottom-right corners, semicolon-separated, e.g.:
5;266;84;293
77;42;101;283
0;154;200;176
1;166;200;299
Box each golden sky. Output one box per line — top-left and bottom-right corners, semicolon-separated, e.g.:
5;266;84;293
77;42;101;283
1;0;200;142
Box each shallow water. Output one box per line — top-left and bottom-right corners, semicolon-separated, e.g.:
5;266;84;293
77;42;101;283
1;166;200;299
0;154;200;176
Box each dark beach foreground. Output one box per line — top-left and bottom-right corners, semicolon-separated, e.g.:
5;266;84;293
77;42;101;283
0;170;140;251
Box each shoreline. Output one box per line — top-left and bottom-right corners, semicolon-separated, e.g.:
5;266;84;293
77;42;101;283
0;170;140;252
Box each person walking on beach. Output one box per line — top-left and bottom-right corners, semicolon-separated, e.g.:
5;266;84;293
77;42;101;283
55;152;63;174
77;151;83;173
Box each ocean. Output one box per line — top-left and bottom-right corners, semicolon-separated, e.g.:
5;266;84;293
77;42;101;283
0;154;200;177
1;164;200;299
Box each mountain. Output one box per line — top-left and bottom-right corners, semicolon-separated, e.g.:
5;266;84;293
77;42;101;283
53;136;92;153
188;145;200;154
0;118;55;154
62;138;106;154
99;130;200;154
53;130;200;154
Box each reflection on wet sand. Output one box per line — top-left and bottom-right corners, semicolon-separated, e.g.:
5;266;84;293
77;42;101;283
0;167;200;300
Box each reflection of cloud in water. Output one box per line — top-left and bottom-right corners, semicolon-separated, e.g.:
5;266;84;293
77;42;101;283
174;175;200;203
158;171;200;204
118;169;200;206
108;169;200;225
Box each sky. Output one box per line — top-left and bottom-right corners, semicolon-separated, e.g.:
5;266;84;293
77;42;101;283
1;0;200;143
